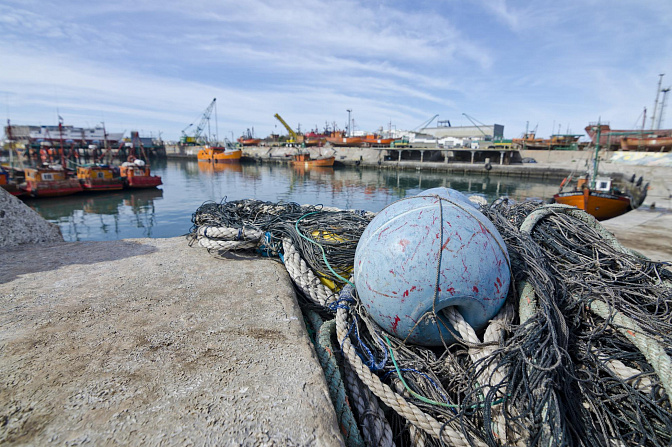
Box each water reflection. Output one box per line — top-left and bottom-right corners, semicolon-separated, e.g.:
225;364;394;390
25;160;561;242
198;161;243;174
24;189;164;241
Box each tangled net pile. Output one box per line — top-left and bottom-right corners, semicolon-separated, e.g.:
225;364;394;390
188;197;672;447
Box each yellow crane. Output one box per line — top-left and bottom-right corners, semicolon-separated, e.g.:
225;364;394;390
273;113;304;145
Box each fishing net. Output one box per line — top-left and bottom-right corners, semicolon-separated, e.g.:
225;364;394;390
189;196;672;447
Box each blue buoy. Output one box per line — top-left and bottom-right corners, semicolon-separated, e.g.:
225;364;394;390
354;188;510;346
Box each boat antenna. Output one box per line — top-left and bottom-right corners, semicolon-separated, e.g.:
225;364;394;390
650;73;664;130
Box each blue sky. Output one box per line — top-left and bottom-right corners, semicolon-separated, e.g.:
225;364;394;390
1;0;671;142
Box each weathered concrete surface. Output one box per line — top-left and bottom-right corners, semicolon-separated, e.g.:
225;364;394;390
601;208;672;262
0;187;63;247
0;238;343;446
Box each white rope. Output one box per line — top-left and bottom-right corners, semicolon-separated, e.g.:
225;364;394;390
197;237;258;251
282;238;337;308
197;225;263;241
336;305;486;447
444;305;521;446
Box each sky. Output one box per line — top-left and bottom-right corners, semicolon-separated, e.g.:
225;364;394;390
1;0;671;142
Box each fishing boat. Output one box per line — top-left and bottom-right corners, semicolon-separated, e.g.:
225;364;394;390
237;128;261;146
553;124;647;220
197;140;242;163
325;131;363;147
290;152;335;167
76;165;124;191
360;134;395;147
20;165;83;198
0;166;25;196
119;157;162;189
619;135;672;152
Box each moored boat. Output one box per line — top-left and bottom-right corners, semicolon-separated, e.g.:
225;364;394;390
619;135;672;152
0;166;26;196
197;141;242;163
119;158;162;189
21;165;83;198
77;165;124;191
553;124;647;220
237;128;261;146
290;152;335;167
360;134;395;147
325;131;363;147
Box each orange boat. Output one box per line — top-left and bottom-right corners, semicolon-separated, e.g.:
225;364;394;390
619;135;672;152
360;134;395;147
237;128;261;146
0;166;26;196
325;131;363;147
290;152;335;167
197;142;242;163
119;158;162;189
554;178;634;221
553;124;647;220
77;165;124;191
21;166;83;198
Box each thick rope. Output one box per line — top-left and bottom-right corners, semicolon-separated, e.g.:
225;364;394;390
336;305;487;447
343;360;394;447
282;238;337;308
305;312;365;447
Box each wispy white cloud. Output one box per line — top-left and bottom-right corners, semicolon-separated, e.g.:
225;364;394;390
1;0;671;140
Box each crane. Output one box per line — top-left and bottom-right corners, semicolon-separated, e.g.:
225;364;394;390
181;98;217;145
274;113;304;144
462;113;491;140
413;114;439;132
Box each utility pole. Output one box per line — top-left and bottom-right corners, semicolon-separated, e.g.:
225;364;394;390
650;74;664;130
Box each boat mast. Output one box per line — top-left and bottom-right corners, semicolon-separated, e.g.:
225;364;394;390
650;73;664;130
591;124;601;189
346;109;352;137
656;88;670;129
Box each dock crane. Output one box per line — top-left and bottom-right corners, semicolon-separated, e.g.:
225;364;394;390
413;114;439;132
273;113;304;145
181;98;217;145
462;113;492;140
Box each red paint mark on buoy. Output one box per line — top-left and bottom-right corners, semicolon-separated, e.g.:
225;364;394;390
399;239;410;251
473;286;479;293
447;287;455;295
410;286;417;292
403;289;409;298
496;277;502;287
391;315;401;333
441;237;452;251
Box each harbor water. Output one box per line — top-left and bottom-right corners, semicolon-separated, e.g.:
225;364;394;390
20;159;565;242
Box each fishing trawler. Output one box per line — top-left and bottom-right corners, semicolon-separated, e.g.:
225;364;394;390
290;152;335;167
553;124;647;220
325;131;363;147
21;165;83;198
197;140;242;163
76;165;124;191
119;157;162;189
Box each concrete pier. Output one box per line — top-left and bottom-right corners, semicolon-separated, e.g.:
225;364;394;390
0;209;343;446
